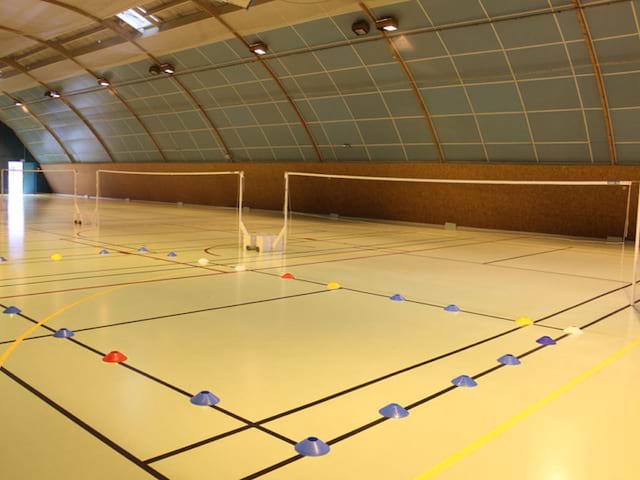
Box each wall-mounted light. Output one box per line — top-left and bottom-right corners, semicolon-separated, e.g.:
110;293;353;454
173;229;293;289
376;17;399;32
249;42;268;56
352;20;370;36
45;90;61;99
97;78;111;87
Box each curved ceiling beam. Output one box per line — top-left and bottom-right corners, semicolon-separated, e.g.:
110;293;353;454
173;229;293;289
0;25;168;162
359;2;444;163
0;56;115;162
572;0;617;165
191;0;323;162
1;89;76;163
39;0;234;161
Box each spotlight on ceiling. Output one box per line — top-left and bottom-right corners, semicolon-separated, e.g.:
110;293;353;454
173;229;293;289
13;99;23;107
97;78;111;87
249;42;268;56
352;20;370;36
376;17;399;32
45;90;61;99
149;63;175;75
225;0;256;9
160;63;175;74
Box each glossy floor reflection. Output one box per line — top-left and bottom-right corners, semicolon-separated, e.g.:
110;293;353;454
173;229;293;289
0;195;638;480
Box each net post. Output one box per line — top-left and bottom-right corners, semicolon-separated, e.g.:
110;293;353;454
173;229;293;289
274;172;289;251
632;183;640;307
624;184;632;240
284;172;289;250
94;170;101;227
237;171;250;249
72;169;82;225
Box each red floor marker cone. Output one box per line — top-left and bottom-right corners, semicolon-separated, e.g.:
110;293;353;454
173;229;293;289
281;273;295;280
103;351;128;363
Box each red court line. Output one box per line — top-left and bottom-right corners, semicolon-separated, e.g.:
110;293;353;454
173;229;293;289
0;271;225;300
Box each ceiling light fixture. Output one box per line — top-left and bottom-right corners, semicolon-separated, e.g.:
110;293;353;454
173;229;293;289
160;63;175;74
13;99;23;107
249;42;268;56
376;17;399;32
352;20;370;36
97;78;111;87
45;90;61;99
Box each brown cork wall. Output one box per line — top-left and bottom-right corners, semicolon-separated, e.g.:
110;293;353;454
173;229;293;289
40;162;640;240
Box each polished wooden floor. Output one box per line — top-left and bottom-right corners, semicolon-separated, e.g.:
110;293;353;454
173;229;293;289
1;195;638;479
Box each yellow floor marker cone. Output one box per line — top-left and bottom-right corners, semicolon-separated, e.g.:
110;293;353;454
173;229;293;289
515;316;533;327
50;253;63;261
327;282;341;290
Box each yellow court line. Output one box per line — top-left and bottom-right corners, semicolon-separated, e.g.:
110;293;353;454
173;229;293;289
415;335;640;479
0;265;225;367
0;283;131;368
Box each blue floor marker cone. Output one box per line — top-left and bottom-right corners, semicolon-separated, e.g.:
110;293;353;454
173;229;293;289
138;247;149;253
390;294;405;302
379;403;409;419
3;306;21;315
167;252;177;257
444;304;460;312
451;375;477;387
99;250;109;255
498;354;521;366
190;391;220;406
53;328;74;339
537;336;556;346
294;437;330;457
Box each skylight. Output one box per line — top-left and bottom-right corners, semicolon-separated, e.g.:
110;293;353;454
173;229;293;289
116;8;154;31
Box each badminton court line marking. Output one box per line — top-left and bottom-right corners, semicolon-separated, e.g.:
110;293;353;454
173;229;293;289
240;303;633;479
0;303;299;448
143;283;629;463
0;270;223;300
0;367;169;480
414;332;640;479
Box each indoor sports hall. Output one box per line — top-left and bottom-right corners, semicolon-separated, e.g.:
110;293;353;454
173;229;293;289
1;1;640;479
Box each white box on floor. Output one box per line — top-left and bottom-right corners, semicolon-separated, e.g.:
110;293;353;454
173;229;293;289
246;233;283;253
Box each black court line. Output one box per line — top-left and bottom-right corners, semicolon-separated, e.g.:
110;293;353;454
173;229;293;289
0;271;223;300
240;302;634;479
0;265;194;289
205;235;471;268
253;270;563;331
0;290;331;345
483;247;573;265
62;238;230;275
535;283;631;324
398;250;631;285
144;425;253;464
0;261;183;283
0;367;169;480
145;281;631;463
2;303;297;449
248;236;534;272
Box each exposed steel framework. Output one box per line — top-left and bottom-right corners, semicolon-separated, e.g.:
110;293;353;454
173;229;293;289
1;56;116;162
359;2;444;163
191;0;322;162
39;0;234;161
0;89;76;162
572;0;617;165
0;25;168;162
